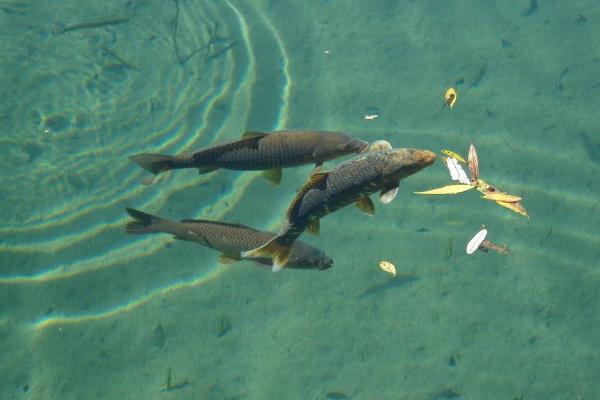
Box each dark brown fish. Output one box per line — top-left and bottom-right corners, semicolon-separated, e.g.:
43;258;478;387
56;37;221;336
125;208;333;270
130;130;368;185
243;145;436;271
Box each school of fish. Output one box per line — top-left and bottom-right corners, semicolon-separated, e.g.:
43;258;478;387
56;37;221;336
126;129;436;272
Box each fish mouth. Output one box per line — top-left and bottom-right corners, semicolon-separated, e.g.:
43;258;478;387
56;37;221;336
414;149;436;166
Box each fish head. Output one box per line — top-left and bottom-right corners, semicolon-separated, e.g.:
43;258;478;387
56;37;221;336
313;132;368;162
382;148;436;178
285;241;334;270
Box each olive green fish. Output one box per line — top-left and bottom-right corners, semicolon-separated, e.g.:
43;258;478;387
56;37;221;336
243;142;436;271
125;208;333;270
130;130;368;185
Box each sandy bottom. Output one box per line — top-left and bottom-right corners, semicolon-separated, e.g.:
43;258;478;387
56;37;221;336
1;1;599;399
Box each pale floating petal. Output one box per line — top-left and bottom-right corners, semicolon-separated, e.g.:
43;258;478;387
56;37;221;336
468;144;479;181
380;187;398;204
441;150;466;163
379;260;396;276
482;193;522;203
445;157;470;184
466;228;488;254
415;184;474;195
495;200;529;218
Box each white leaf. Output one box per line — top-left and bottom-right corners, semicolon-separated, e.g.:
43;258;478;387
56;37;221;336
466;228;488;255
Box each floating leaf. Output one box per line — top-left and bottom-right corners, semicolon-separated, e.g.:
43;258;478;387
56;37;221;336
441;150;466;163
480;240;509;255
495;200;529;218
468;144;479;181
444;87;457;109
466;227;488;255
415;184;474;195
482;193;522;203
444;157;470;184
379;260;396;277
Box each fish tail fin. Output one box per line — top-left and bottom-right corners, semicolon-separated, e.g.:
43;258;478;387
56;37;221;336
125;207;163;234
242;236;294;272
129;153;175;175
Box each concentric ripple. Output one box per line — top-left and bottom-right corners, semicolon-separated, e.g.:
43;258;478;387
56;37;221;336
0;0;292;297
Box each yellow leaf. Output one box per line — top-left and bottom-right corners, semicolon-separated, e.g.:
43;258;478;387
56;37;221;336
495;201;529;218
379;260;396;277
482;193;522;203
441;150;466;164
415;184;474;195
444;88;457;109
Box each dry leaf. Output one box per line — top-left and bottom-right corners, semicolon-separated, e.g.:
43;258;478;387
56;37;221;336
468;144;479;181
495;200;529;218
441;150;466;163
444;88;457;109
482;193;522;203
379;260;396;276
415;184;474;195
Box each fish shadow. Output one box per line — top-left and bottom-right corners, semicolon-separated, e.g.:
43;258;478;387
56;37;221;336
358;274;420;298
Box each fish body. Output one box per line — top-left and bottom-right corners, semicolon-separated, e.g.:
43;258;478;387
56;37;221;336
130;130;367;185
243;148;436;270
125;208;333;270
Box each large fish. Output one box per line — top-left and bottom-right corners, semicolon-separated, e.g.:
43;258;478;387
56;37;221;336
125;208;333;270
243;142;436;271
130;130;368;185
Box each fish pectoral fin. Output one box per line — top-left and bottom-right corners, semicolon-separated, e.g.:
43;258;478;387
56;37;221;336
380;186;399;204
241;131;269;139
262;168;282;186
219;252;241;264
307;219;320;235
242;236;293;272
355;196;375;215
198;167;218;174
141;175;157;186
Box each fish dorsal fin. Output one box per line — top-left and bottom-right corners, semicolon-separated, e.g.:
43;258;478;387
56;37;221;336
287;171;330;220
219;252;241;264
262;168;282;186
179;219;258;231
368;140;392;152
241;131;269;139
356;196;375;215
380;187;399;204
307;219;320;235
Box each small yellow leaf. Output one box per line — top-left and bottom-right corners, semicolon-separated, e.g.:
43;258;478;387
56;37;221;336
441;150;466;164
379;260;396;277
415;184;474;195
482;193;522;203
444;88;457;109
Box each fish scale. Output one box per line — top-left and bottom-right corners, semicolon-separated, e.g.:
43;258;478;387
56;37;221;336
124;207;333;270
130;130;367;179
243;148;436;271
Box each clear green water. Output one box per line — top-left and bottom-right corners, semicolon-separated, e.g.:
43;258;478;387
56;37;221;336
1;1;599;399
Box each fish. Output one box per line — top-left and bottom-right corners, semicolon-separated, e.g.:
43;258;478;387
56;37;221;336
130;130;368;185
124;208;333;270
243;143;436;271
